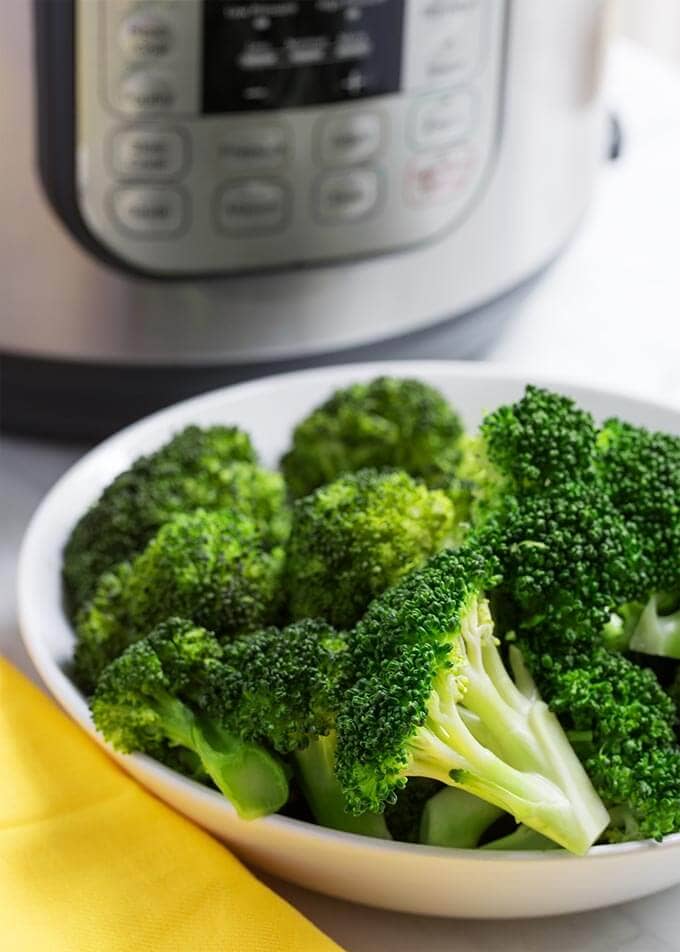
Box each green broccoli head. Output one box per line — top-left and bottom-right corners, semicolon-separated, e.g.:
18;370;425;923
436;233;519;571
335;549;609;854
280;377;464;498
91;618;289;819
481;385;598;492
286;468;456;628
597;418;680;596
481;481;641;647
63;424;289;615
522;640;680;842
210;618;346;755
454;386;599;529
74;508;285;692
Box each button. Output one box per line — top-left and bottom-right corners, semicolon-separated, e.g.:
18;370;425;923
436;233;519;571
316;170;380;223
216;180;289;234
410;90;474;149
404;148;474;206
111;187;185;235
112;128;186;179
119;10;173;59
319;113;383;167
218;126;289;170
119;72;175;113
425;11;483;83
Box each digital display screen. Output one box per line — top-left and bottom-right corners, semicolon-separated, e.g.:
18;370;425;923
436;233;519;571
202;0;405;113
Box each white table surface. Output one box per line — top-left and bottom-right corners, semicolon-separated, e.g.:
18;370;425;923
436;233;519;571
3;40;680;952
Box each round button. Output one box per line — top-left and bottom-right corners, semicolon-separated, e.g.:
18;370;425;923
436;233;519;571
111;187;185;235
410;91;474;150
119;10;173;60
216;180;289;235
112;128;186;179
319;113;383;167
218;126;289;170
316;170;380;223
119;72;175;113
404;148;473;206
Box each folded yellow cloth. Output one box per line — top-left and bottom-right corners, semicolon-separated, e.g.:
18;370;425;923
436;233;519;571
0;658;342;952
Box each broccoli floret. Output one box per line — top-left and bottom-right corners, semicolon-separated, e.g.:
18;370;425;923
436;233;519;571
74;508;285;693
455;386;600;528
522;641;680;842
209;619;391;838
483;483;641;648
286;469;456;628
90;618;289;819
63;425;289;615
335;549;609;854
280;377;464;499
384;779;442;843
419;787;504;848
596;420;680;658
481;385;598;492
597;419;680;595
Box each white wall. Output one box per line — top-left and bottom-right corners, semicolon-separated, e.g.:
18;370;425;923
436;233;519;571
615;0;680;63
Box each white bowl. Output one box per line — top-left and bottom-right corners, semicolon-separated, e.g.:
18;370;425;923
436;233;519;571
18;360;680;919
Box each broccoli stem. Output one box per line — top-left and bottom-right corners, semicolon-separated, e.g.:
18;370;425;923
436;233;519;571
404;616;609;854
482;825;561;851
294;734;392;839
629;593;680;659
154;692;289;820
419;787;503;848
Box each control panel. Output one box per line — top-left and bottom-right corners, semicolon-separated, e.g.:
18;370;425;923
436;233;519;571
76;0;508;275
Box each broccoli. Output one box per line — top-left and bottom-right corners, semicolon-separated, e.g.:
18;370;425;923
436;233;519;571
63;425;288;615
209;619;391;838
595;420;680;659
485;482;641;649
74;508;285;693
90;618;289;819
521;641;680;842
455;386;600;528
419;787;504;848
281;377;463;499
335;549;609;854
286;469;456;628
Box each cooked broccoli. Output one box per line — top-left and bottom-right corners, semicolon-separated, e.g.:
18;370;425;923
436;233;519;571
485;482;641;649
281;377;463;499
595;420;680;659
286;469;455;628
419;787;504;848
90;618;289;819
335;549;609;854
455;386;600;528
74;508;285;692
209;619;391;838
63;425;288;615
597;419;680;595
521;640;680;842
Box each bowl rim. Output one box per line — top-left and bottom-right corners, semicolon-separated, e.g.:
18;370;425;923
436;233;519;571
17;358;680;863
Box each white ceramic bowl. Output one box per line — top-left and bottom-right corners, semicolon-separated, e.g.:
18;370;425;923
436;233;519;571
18;361;680;919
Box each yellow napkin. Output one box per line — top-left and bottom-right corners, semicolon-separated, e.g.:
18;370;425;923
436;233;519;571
0;658;342;952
